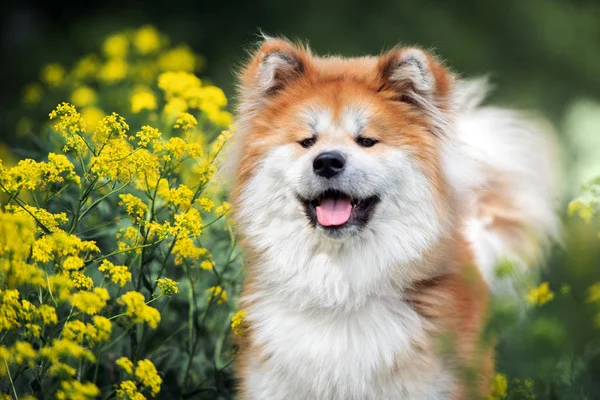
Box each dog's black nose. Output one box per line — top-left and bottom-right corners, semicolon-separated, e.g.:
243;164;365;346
313;151;345;179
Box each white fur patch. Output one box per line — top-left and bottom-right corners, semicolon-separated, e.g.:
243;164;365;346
451;79;561;290
236;105;448;398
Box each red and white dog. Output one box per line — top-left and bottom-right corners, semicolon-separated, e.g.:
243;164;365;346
230;38;559;399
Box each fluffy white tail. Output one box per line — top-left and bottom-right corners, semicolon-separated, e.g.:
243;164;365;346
455;79;561;291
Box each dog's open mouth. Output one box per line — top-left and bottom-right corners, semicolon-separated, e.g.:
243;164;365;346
299;189;380;232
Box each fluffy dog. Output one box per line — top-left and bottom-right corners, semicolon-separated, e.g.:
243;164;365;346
229;38;559;399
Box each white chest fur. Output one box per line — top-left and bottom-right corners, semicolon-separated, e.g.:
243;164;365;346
245;293;454;400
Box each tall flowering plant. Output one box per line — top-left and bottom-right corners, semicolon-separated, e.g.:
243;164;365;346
0;27;243;399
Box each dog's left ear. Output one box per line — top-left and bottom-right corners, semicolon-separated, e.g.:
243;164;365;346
377;47;454;112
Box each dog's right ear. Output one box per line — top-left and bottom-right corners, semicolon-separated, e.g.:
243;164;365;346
238;38;310;100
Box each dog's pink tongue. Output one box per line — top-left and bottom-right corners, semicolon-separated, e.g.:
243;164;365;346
316;198;352;226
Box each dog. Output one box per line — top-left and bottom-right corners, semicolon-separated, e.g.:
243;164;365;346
229;37;559;399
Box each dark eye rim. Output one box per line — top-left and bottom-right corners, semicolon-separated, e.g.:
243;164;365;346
298;136;317;149
356;136;379;148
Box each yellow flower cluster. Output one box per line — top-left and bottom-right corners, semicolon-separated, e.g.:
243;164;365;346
172;237;209;265
132;90;158;114
40;338;96;377
120;193;149;221
56;380;100;400
41;63;66;87
156;277;179;296
4;25;236;398
0;151;80;193
527;282;554;306
63;316;112;345
568;199;595;224
118;292;161;328
116;358;162;398
158;71;232;125
488;373;508;400
71;288;110;315
231;310;247;336
206;286;228;305
99;260;132;287
0;288;58;334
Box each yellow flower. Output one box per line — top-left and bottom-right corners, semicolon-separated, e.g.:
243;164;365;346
70;271;94;291
99;59;129;83
586;282;600;303
40;338;96;376
174;113;198;132
200;260;214;271
158;46;197;72
134;25;161;54
163;98;188;121
89;139;134;181
157;278;179;296
568;198;596;224
131;90;158;113
154;137;202;162
527;282;554;306
93;315;113;343
196;198;214;212
49;103;88;153
38;304;58;325
47;274;75;303
70;288;110;315
135;126;162;147
160;185;194;210
206;286;228;305
94;112;130;144
32;230;99;263
173;208;203;237
157;71;201;99
193;160;216;185
56;380;100;400
215;201;232;216
208;110;233;127
63;320;88;342
41;63;66;87
172;237;208;265
116;226;142;253
231;310;246;336
0;289;24;331
22;82;43;105
135;359;162;396
71;86;97;107
12;341;37;365
99;260;132;287
116;380;144;400
72;54;100;81
119;193;149;221
5;204;68;233
81;107;106;132
103;33;129;58
189;85;228;109
25;323;42;338
117;357;135;374
62;255;85;271
118;292;161;328
211;129;233;155
488;373;508;400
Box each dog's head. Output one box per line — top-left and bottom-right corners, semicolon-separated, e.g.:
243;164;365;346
232;39;466;307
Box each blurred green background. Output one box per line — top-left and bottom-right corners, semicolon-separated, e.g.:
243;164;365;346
2;1;600;398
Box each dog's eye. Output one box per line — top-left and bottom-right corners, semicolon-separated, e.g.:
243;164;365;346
298;137;317;149
356;137;378;148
